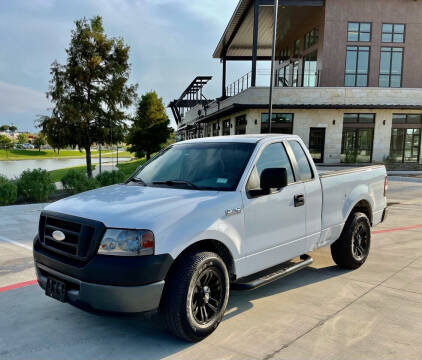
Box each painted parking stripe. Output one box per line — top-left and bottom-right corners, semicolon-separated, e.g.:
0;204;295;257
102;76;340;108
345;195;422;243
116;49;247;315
372;224;422;234
0;235;32;251
0;280;38;293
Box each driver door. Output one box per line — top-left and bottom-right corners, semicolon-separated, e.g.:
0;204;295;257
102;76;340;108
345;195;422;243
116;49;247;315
239;142;307;275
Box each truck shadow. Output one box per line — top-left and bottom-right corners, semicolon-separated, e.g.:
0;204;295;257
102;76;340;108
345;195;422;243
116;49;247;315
223;264;350;321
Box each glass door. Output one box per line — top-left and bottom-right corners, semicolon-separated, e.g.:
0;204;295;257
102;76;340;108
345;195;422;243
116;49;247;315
309;128;325;163
341;128;374;163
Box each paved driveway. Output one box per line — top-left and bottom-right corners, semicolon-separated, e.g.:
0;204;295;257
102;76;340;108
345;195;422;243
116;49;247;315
0;179;421;360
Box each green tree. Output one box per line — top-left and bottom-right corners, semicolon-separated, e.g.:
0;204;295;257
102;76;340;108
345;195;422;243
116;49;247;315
39;16;137;177
0;134;14;158
126;91;172;160
17;133;29;144
9;126;17;132
33;133;47;152
0;125;9;131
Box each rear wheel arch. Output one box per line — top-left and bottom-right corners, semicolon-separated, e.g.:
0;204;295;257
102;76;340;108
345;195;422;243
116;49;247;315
350;199;372;225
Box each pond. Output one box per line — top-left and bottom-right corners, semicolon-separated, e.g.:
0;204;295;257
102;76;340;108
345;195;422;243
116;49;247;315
0;157;131;179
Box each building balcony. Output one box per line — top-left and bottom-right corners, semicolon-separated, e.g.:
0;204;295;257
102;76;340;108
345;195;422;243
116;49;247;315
182;86;422;125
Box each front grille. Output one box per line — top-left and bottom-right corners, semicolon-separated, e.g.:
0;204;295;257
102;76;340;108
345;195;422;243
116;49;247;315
39;212;105;261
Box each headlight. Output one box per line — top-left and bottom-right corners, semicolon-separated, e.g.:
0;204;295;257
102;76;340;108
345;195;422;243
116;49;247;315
98;229;154;256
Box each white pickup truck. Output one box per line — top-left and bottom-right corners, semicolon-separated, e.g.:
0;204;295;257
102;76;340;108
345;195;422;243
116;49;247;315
33;135;388;341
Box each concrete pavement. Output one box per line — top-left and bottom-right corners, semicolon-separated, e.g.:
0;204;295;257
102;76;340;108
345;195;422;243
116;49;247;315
0;180;421;360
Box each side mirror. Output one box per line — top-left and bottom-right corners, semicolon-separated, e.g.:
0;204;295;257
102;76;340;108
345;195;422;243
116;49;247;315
260;168;288;191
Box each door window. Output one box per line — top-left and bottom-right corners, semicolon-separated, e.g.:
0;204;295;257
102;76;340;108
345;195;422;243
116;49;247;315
289;141;313;180
246;143;294;191
309;128;325;163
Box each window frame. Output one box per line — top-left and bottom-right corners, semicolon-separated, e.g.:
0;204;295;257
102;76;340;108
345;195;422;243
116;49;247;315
347;22;372;42
382;23;406;43
344;46;370;87
379;47;404;88
285;140;315;182
222;119;231;136
302;51;318;87
235;115;247;135
294;39;301;57
260;113;294;134
304;27;319;50
244;141;297;197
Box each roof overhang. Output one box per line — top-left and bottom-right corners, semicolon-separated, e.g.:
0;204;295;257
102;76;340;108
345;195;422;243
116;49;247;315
213;0;324;60
197;103;422;123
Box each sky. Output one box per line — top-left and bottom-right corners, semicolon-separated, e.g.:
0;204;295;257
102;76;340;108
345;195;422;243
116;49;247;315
0;0;260;132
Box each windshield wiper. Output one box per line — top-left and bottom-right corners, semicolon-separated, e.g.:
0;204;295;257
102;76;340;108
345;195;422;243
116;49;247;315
152;180;199;190
128;177;147;186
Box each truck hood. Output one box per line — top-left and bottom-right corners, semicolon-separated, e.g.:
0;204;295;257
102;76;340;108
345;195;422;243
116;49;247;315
45;184;223;229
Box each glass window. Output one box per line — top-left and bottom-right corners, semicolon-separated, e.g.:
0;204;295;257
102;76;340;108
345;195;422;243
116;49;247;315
348;22;371;42
382;23;405;43
294;39;300;57
292;61;299;87
222;119;230;136
341;114;375;163
345;46;370;87
247;143;294;191
134;142;256;191
304;27;319;49
278;64;290;87
235;115;247;135
289;141;313;181
303;51;318;87
379;47;403;88
344;113;375;124
212;122;219;136
280;46;290;60
390;127;420;163
261;113;293;134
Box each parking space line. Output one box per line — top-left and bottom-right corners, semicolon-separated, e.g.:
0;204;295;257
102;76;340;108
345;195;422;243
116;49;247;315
372;224;422;234
0;235;32;251
0;280;37;293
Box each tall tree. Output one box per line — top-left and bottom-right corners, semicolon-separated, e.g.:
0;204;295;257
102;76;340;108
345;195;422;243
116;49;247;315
0;125;9;131
33;133;47;152
17;133;29;144
0;134;14;158
9;126;17;133
40;16;137;177
126;91;172;160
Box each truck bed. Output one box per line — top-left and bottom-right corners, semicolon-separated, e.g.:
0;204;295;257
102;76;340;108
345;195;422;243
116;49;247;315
316;165;387;249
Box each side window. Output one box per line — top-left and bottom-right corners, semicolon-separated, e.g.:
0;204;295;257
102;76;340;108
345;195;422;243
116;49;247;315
247;143;294;190
289;141;313;180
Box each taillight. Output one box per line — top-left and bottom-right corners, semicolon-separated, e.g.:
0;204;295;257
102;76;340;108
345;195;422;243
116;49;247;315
384;176;388;197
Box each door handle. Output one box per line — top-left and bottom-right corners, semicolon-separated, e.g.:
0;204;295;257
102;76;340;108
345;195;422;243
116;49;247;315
294;194;305;207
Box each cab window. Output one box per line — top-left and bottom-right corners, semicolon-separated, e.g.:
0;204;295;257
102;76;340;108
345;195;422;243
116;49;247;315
247;143;294;191
289;141;313;181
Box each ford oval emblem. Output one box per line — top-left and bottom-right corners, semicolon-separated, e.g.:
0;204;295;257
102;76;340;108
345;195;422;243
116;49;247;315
52;230;66;242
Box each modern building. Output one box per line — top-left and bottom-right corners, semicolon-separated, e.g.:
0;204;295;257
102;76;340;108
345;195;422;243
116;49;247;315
171;0;422;165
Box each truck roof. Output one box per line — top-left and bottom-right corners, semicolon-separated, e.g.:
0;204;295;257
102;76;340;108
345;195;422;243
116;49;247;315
179;134;300;144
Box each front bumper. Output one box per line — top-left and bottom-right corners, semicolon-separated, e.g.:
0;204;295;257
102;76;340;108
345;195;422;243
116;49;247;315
35;262;165;313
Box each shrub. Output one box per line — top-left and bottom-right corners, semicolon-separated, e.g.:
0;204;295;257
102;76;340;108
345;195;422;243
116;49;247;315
0;175;18;205
95;170;126;187
61;169;99;194
17;168;55;202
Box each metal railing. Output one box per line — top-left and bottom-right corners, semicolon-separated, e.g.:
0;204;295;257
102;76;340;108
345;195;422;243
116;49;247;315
225;69;320;97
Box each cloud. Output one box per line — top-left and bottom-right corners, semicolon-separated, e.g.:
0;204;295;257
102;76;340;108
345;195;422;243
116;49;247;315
0;81;49;115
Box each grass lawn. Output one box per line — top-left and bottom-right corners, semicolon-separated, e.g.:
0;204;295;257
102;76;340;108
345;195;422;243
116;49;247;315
0;149;133;161
117;158;146;178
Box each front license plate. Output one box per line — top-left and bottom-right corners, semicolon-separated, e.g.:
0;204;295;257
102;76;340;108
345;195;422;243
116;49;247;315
45;277;66;302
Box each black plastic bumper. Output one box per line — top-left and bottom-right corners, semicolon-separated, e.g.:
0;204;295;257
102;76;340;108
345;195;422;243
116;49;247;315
33;235;173;287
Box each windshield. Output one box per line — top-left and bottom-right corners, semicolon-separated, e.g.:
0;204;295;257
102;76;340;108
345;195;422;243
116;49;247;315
132;142;256;191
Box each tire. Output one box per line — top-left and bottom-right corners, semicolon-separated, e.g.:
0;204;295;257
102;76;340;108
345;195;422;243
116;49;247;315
160;250;230;342
330;212;371;270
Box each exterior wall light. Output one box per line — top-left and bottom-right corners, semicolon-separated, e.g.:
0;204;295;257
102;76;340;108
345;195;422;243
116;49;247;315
332;120;336;125
383;120;386;125
255;119;258;125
